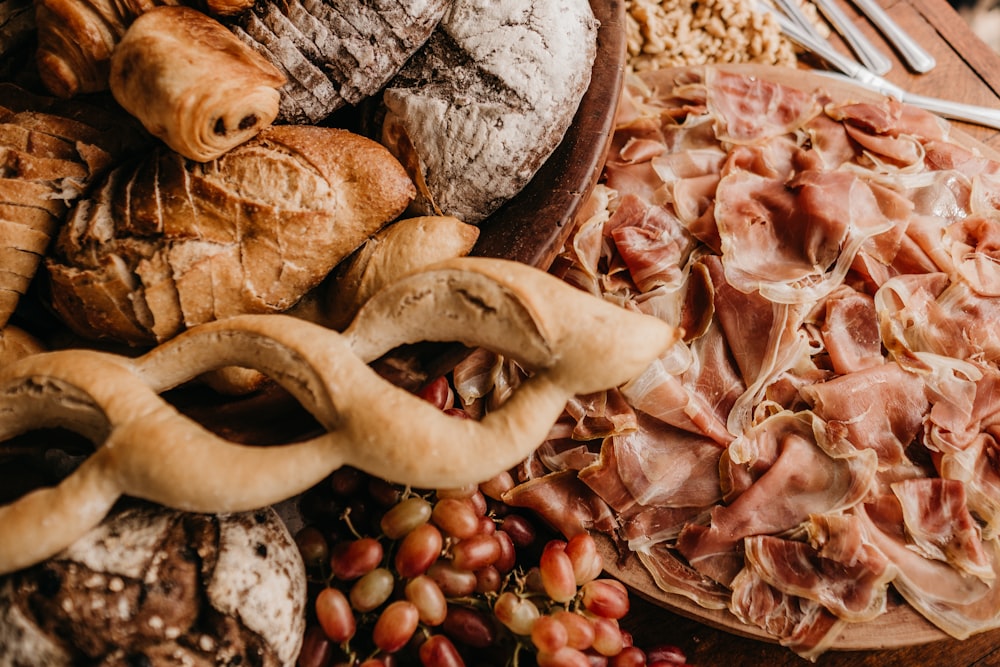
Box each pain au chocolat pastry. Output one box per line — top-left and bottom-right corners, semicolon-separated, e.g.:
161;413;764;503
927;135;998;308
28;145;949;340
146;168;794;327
45;125;415;346
33;0;256;99
0;257;676;575
109;6;286;162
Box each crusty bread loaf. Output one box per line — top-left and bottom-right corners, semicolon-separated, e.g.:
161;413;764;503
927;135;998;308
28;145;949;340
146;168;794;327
0;503;305;667
46;125;416;345
228;0;451;123
109;6;286;162
0;88;150;329
378;0;599;223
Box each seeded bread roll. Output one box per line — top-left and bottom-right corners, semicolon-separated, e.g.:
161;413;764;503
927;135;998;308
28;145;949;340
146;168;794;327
0;503;306;667
46;125;416;346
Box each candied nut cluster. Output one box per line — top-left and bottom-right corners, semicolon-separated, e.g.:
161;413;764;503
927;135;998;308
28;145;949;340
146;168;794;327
624;0;822;70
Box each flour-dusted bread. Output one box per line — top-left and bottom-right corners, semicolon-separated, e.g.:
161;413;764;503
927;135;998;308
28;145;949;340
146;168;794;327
0;503;306;667
228;0;451;124
377;0;599;223
46;125;415;346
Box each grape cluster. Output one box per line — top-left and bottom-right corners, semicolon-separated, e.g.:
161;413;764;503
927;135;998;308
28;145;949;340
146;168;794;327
293;376;692;667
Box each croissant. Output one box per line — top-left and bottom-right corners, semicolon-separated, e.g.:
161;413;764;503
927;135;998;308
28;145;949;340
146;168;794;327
109;6;286;162
46;125;416;345
0;257;677;575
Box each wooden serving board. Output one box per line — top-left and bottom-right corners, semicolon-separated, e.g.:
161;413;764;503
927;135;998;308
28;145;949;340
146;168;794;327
595;63;1000;656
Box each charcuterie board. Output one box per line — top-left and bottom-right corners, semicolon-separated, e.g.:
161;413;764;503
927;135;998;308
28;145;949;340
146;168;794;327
589;62;1000;653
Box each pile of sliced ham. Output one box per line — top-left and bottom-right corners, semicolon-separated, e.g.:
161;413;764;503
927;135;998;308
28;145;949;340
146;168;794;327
458;66;1000;659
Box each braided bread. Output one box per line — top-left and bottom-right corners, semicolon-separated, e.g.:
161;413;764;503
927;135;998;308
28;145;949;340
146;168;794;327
0;257;675;574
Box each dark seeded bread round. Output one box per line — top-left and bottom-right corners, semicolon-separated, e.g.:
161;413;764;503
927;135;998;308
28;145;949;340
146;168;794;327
0;503;306;666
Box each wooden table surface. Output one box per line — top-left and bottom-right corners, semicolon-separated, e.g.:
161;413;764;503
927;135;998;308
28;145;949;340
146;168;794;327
616;1;1000;665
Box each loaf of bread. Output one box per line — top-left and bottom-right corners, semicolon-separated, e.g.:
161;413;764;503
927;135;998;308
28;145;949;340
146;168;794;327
46;124;415;346
0;86;150;328
0;503;306;667
227;0;451;123
109;6;285;161
378;0;599;223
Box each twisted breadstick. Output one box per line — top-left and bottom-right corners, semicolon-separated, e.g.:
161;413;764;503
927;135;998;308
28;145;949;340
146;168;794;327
0;258;675;574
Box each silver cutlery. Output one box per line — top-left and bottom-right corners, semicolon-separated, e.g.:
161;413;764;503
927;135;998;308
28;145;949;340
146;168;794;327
811;0;893;74
847;0;936;73
765;4;1000;131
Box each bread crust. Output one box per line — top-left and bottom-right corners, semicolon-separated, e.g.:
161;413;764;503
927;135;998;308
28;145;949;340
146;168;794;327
379;0;599;223
0;257;675;575
46;125;416;345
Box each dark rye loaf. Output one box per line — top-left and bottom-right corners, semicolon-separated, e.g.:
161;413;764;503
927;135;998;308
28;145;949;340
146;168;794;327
377;0;599;224
228;0;451;124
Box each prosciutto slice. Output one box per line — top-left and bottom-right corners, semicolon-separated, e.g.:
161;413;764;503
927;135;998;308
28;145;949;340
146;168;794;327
495;66;1000;658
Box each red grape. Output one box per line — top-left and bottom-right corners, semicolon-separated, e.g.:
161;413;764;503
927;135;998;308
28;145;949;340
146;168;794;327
609;646;646;667
565;532;603;585
451;534;501;571
418;634;466;667
479;471;515;500
418;375;454;410
432;497;481;539
372;600;420;653
395;523;443;578
297;624;334;667
294;526;330;569
552;610;595;651
531;614;568;654
536;646;591;667
580;579;630;620
330;537;383;581
539;541;577;603
405;575;448;626
426;560;478;597
315;587;355;643
500;514;537;548
442;604;496;648
591;616;625;656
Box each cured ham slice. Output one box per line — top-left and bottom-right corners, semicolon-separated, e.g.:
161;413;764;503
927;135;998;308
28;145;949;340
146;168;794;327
677;411;877;585
495;65;1000;656
801;362;928;467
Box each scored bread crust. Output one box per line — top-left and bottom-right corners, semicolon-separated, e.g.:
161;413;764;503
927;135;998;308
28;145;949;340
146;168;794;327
45;125;416;346
228;0;452;124
0;257;676;575
379;0;599;223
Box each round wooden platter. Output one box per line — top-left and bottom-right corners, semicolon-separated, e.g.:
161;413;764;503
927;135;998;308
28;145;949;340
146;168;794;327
591;63;1000;651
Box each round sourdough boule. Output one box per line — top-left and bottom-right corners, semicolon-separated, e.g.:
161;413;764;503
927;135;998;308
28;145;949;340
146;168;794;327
378;0;599;223
0;503;306;667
